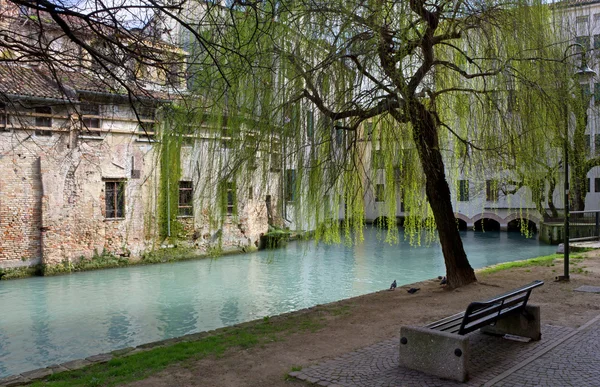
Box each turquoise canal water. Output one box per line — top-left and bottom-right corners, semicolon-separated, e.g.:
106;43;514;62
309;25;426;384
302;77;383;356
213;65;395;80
0;228;555;377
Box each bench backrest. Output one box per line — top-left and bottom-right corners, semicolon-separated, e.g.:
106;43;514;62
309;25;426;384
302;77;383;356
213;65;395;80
457;280;544;335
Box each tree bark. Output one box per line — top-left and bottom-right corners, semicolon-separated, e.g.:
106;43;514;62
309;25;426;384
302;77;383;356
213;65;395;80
407;99;477;288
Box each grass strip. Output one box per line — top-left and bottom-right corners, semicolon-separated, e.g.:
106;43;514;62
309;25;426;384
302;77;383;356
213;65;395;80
30;312;326;387
478;253;586;275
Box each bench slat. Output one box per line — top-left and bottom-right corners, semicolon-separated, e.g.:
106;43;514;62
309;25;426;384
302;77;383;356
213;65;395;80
425;311;464;330
426;280;544;336
462;303;524;333
462;295;528;325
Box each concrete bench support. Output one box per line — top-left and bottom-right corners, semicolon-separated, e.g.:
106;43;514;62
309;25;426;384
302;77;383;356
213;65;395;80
398;326;470;382
480;305;541;340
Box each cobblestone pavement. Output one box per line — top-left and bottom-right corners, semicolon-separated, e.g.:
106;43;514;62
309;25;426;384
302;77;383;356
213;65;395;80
492;315;600;387
290;324;577;387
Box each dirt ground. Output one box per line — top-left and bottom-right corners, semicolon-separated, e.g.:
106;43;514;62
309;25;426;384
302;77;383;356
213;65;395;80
126;251;600;387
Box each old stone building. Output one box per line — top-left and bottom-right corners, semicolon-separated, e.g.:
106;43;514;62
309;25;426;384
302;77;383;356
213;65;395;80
0;3;281;273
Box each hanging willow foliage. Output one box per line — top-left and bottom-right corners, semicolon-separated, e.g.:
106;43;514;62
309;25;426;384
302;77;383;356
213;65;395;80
166;0;580;287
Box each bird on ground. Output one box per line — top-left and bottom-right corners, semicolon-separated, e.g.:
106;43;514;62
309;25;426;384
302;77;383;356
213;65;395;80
407;287;420;294
389;280;397;290
440;276;447;285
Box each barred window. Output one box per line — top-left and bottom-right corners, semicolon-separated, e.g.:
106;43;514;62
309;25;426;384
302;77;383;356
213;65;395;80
105;181;125;219
35;106;52;136
178;181;193;217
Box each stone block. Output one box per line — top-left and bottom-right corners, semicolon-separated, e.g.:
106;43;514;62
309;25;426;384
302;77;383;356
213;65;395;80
85;353;113;363
399;325;470;382
111;347;135;356
20;367;52;380
60;359;91;371
0;375;30;387
480;305;541;341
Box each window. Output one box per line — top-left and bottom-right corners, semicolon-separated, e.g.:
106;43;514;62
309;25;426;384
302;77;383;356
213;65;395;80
137;106;155;141
270;152;281;172
596;135;600;156
221;126;232;149
594;35;600;50
486;180;498;202
105;181;125;219
35;106;52;136
80;103;101;136
248;186;253;200
588;178;592;193
576;16;590;37
335;122;344;146
178;181;193;217
225;182;236;215
245;134;257;169
507;89;517;112
0;102;8;131
283;103;298;128
365;121;373;141
375;184;385;202
394;166;401;182
306;110;314;139
167;60;182;87
585;134;591;155
575;36;591;51
372;149;384;169
285;169;296;202
595;177;600;192
595;83;600;105
458;180;469;202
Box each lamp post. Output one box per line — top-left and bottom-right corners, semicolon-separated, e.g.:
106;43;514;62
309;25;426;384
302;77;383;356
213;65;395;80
558;43;596;282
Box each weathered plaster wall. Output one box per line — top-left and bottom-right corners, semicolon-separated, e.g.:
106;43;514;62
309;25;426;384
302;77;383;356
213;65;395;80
0;136;42;267
1;104;282;270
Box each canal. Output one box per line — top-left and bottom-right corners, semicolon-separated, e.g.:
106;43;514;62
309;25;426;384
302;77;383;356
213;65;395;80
0;228;555;377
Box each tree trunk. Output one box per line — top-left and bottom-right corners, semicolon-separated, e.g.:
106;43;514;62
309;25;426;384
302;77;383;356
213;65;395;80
407;100;477;288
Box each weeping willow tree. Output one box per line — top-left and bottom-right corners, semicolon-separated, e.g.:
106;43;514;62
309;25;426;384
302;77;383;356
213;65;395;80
172;0;575;288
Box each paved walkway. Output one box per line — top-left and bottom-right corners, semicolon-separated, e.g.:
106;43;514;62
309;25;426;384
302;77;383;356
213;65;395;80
290;314;600;387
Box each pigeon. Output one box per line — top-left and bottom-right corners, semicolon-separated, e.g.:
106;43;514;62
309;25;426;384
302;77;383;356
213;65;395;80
389;280;397;291
440;276;447;285
407;287;420;294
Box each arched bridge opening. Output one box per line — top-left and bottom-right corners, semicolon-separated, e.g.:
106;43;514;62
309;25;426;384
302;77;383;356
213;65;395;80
507;218;538;234
474;218;501;232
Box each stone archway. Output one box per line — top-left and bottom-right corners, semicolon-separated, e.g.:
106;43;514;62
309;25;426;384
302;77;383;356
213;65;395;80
454;213;471;231
472;212;503;232
505;213;541;234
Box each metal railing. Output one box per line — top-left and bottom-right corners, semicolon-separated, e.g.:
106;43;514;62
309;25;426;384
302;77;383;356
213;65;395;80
568;210;600;242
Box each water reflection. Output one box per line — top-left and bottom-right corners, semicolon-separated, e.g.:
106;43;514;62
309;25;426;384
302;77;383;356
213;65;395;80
0;228;555;377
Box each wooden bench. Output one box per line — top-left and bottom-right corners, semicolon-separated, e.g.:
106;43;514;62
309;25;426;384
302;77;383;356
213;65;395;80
398;280;544;382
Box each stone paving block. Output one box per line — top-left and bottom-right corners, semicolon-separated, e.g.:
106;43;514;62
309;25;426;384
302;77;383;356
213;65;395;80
0;375;22;387
20;367;53;380
46;364;69;374
0;376;30;387
138;340;164;349
86;353;113;363
574;285;600;293
111;347;135;356
60;359;92;371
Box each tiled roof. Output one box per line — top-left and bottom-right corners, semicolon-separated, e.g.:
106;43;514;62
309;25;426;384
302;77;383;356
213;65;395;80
0;64;178;102
0;65;72;100
555;0;600;7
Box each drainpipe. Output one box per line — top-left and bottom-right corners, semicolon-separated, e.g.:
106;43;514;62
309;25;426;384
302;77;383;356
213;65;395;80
166;126;171;238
